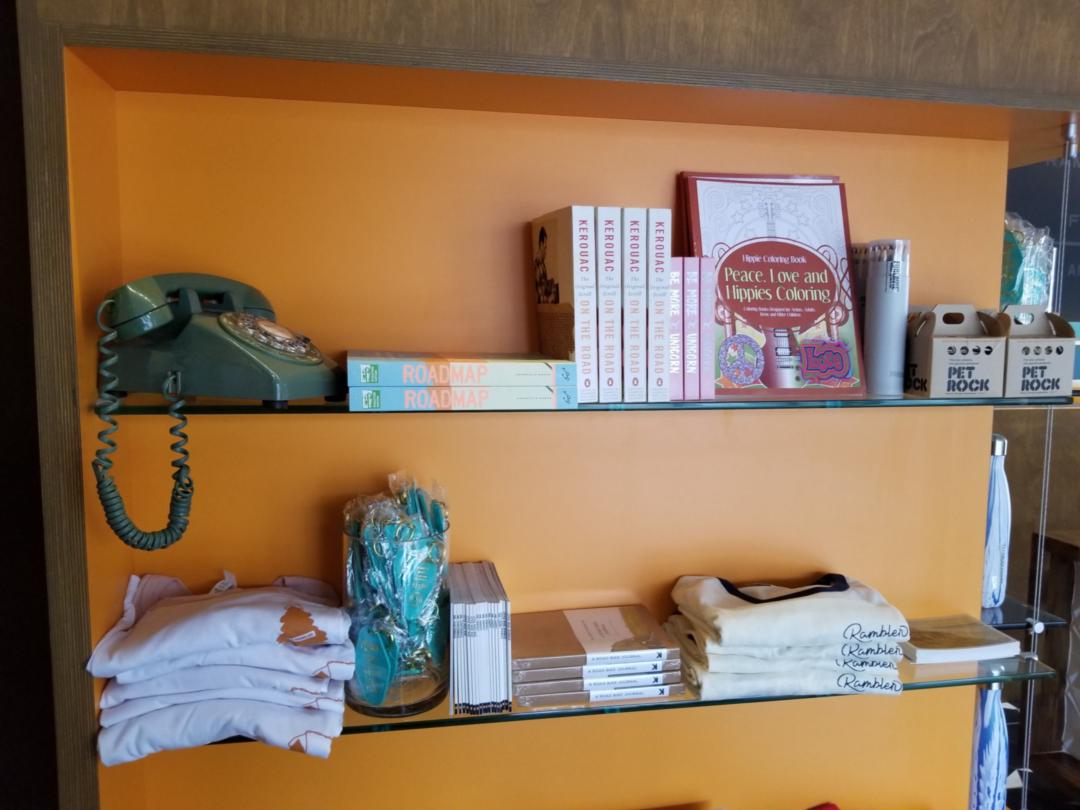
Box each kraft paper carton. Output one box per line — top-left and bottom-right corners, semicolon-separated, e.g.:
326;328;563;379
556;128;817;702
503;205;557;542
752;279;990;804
999;306;1076;398
905;305;1008;398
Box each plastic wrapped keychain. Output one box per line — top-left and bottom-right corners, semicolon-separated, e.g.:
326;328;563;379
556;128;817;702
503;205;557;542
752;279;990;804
343;473;450;716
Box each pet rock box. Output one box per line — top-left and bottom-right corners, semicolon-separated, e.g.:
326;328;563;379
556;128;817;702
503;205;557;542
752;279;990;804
905;305;1008;398
999;305;1076;398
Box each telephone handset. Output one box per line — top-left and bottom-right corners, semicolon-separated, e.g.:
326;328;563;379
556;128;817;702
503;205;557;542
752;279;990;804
93;273;340;550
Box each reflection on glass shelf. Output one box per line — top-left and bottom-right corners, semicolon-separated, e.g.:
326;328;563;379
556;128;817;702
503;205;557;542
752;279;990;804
209;657;1053;745
322;656;1052;737
114;394;1075;416
982;595;1068;631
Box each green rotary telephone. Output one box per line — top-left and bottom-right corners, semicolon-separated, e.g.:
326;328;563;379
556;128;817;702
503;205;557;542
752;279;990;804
93;273;340;550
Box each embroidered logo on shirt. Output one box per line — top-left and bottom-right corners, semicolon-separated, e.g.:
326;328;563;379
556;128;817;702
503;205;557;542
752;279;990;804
277;604;328;647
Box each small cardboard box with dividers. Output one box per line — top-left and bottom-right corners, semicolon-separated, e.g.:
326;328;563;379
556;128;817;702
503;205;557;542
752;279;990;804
905;305;1008;398
999;305;1076;398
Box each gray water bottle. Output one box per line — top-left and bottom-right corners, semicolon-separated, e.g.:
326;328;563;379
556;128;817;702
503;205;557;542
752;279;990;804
864;239;911;397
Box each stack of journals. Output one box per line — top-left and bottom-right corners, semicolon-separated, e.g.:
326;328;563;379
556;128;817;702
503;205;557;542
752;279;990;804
900;615;1020;664
449;562;511;716
511;605;685;711
346;352;577;411
531;205;672;405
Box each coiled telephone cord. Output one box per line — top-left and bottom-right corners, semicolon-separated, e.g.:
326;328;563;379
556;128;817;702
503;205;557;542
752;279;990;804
92;300;194;550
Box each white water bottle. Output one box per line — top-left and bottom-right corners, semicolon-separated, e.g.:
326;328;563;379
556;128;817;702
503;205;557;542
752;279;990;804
982;434;1011;609
863;239;910;397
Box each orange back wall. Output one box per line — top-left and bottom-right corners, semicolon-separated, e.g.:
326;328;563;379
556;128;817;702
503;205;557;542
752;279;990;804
65;49;1005;809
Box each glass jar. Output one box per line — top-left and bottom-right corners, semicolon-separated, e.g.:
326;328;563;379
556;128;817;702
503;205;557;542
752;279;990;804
343;476;449;716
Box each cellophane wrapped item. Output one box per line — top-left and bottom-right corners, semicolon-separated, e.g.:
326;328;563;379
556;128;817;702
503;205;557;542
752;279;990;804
343;472;449;716
1002;212;1055;308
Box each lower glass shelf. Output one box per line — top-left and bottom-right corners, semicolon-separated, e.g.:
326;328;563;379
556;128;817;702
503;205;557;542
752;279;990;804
209;657;1053;746
332;657;1053;736
983;595;1068;631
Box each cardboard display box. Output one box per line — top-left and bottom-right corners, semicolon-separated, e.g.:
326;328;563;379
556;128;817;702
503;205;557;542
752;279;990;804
999;306;1076;398
905;305;1008;398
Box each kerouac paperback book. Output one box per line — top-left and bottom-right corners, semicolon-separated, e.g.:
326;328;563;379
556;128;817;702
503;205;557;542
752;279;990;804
647;208;673;402
532;206;599;403
622;208;648;403
683;173;864;399
597;206;623;403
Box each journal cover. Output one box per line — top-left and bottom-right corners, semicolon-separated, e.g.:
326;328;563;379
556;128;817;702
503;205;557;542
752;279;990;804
514;682;688;711
512;670;682;697
597;206;623;403
510;658;681;684
683;174;864;399
532;206;599;403
622;208;648;402
512;605;678;670
901;615;1020;664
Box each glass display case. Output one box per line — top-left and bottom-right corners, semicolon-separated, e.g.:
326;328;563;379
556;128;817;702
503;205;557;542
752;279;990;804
988;152;1080;810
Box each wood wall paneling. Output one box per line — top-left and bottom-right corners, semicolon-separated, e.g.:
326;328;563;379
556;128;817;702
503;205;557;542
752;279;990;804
15;2;99;809
1;1;58;806
31;0;1080;110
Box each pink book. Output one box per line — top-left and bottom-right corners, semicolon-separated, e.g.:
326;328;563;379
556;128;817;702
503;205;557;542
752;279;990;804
683;258;700;399
699;256;718;400
668;258;684;400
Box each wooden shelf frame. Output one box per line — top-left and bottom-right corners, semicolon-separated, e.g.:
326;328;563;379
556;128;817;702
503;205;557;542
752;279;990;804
17;2;1080;808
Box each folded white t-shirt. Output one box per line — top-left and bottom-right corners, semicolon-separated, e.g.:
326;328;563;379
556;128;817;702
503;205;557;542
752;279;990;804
98;699;345;765
88;573;350;678
673;612;903;663
672;574;909;649
101;665;331;708
684;655;903;701
100;680;345;728
666;615;899;675
113;642;355;684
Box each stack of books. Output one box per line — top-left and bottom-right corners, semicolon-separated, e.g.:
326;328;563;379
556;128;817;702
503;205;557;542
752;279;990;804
449;562;511;716
511;605;685;710
346;352;577;411
531;206;672;405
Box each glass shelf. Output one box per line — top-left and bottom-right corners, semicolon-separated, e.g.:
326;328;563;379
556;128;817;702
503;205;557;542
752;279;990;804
114;394;1075;416
209;656;1054;745
983;595;1068;631
329;657;1053;736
